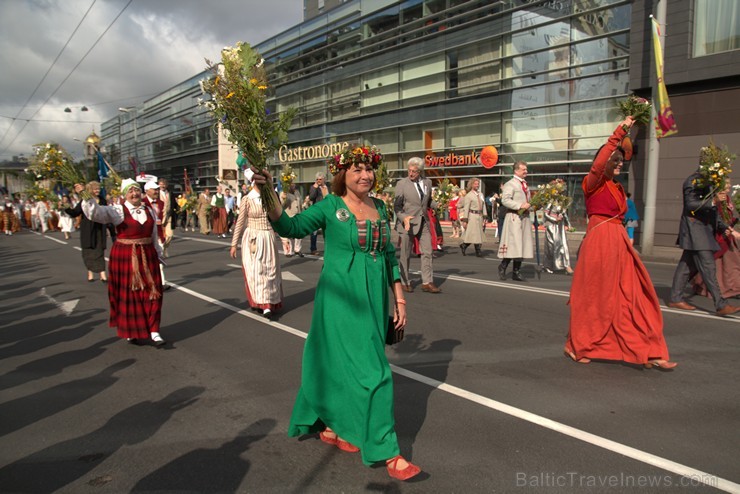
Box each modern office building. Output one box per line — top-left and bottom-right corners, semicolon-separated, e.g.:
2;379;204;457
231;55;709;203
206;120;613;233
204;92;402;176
100;0;740;243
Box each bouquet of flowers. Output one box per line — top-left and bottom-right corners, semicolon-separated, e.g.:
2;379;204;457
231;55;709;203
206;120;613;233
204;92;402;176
279;164;296;191
432;178;455;216
200;42;297;212
374;160;391;196
618;95;652;126
529;178;572;211
327;145;384;176
692;140;735;193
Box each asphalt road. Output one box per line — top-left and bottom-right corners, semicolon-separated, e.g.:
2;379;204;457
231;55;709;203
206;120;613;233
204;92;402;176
1;228;738;493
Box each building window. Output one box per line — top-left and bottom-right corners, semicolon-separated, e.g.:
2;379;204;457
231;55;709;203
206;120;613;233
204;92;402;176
693;0;739;57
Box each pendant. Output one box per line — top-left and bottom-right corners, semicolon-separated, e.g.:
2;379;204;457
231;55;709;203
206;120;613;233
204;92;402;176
336;208;350;222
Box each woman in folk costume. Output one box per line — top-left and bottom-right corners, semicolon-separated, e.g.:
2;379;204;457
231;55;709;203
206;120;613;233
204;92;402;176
543;199;574;274
66;182;109;282
1;196;16;235
229;175;282;319
459;177;487;257
250;145;421;481
565;116;676;369
58;195;75;240
74;179;166;347
211;185;229;238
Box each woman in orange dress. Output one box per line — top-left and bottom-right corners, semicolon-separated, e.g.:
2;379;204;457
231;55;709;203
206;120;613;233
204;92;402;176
565;116;676;370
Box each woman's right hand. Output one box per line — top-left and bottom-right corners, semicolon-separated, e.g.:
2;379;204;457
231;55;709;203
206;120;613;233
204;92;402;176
250;166;272;186
229;246;237;258
621;116;635;129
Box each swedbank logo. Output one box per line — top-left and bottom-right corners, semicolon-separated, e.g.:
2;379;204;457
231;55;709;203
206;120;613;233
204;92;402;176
279;142;350;162
425;146;498;168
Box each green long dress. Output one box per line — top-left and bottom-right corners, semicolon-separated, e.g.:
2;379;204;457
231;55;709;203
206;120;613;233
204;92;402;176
271;194;401;465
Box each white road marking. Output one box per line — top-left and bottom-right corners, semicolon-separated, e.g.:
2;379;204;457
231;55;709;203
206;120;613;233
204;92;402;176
167;281;738;493
39;287;79;316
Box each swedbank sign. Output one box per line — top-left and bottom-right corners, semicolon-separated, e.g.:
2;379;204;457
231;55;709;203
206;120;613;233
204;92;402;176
425;151;478;167
279;142;350;162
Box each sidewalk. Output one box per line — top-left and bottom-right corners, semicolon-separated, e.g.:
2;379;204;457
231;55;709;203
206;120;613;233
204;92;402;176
437;221;682;264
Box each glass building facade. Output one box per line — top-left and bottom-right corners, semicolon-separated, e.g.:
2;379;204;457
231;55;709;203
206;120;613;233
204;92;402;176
102;0;632;225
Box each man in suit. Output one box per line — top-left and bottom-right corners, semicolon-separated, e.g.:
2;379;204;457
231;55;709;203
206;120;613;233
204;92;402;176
497;161;533;281
668;170;740;316
394;157;440;293
197;188;211;235
308;172;328;255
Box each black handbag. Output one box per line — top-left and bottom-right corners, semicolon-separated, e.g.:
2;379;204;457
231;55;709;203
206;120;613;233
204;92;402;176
386;316;404;345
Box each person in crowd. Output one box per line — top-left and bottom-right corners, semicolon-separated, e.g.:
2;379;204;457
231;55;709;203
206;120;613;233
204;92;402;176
498;162;533;281
456;189;467;237
157;178;174;256
197;188;211;235
211;185;228;238
58;195;75;240
543;201;574;274
74;180;166;346
669;164;740;316
36;198;50;234
565;116;676;369
250;145;421;481
230;171;282;319
459;177;487;257
449;188;461;238
144;181;169;289
23;199;33;229
280;182;304;257
308;172;329;255
176;194;188;230
2;196;16;235
66;182;109;283
224;187;236;233
394;157;441;293
624;192;640;245
690;181;740;299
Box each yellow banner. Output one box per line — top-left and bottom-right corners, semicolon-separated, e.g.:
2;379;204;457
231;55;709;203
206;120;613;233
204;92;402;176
652;17;678;138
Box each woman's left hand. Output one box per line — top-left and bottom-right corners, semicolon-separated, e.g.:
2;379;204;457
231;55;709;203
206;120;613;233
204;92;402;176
394;303;407;329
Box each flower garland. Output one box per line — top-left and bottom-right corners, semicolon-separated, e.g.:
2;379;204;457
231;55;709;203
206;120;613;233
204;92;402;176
693;140;735;193
199;42;296;211
529;178;572;211
327;145;383;176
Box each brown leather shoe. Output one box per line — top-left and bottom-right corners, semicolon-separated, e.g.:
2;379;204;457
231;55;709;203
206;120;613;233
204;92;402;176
717;305;740;316
421;283;441;293
401;284;413;293
667;301;697;311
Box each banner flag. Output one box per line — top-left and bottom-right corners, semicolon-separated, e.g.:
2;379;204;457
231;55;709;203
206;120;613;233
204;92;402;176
651;17;678;138
96;151;108;181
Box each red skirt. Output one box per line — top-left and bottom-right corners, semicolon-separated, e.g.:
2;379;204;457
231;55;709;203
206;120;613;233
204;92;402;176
211;207;227;234
566;216;669;364
108;240;163;338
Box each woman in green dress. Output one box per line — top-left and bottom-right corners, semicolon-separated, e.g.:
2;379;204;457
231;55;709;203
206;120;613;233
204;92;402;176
251;145;421;481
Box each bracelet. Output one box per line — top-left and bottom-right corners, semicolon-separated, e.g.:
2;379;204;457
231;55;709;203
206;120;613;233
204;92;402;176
396;299;406;305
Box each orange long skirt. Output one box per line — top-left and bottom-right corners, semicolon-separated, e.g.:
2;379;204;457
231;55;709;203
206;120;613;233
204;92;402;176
565;216;669;364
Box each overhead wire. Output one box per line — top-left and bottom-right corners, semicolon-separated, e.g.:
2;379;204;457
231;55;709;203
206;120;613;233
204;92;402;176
0;0;98;148
0;0;134;158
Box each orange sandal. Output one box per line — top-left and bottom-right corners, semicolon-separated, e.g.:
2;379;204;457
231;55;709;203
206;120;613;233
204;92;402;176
336;439;359;453
386;455;421;481
645;360;677;370
319;430;337;446
564;349;590;364
320;429;359;453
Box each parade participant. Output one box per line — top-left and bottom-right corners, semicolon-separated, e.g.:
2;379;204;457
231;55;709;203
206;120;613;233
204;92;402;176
224;187;236;233
691;181;740;299
58;195;75;240
669;156;740;316
197;188;211;235
251;145;421;481
459;177;487;257
211;185;228;238
176;194;188;230
307;172;328;255
229;175;282;318
448;189;461;238
75;179;166;346
394;157;441;293
543;201;574;274
1;196;16;235
157;178;174;256
624;192;640;245
498;162;533;281
279;182;303;257
66;182;109;282
144;181;169;289
565;116;676;369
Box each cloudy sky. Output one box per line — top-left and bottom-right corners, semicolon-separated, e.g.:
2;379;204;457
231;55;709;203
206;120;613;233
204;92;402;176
0;0;303;162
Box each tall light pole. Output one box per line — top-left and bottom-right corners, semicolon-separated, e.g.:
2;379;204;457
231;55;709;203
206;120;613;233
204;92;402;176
118;107;138;171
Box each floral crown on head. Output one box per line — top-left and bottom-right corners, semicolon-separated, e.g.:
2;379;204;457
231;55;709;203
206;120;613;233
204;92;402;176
327;145;383;176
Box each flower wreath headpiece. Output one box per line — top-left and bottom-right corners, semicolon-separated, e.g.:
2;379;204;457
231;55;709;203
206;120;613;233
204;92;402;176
327;145;383;176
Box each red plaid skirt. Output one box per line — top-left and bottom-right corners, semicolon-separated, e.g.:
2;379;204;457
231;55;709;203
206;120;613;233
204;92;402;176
108;239;162;338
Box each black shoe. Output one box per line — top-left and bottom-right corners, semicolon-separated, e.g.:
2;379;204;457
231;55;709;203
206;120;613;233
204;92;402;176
460;244;467;256
498;264;507;280
297;252;304;257
474;247;482;257
127;338;142;346
512;271;525;282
